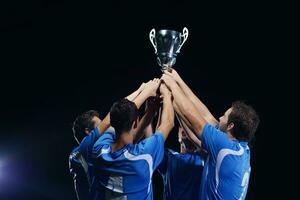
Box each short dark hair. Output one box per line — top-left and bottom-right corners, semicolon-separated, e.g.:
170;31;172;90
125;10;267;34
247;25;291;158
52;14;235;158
72;110;99;143
228;101;260;142
110;99;138;139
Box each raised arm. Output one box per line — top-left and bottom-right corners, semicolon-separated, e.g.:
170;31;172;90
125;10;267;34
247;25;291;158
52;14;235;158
177;114;202;148
162;74;206;140
133;97;160;143
155;107;162;130
131;78;160;109
165;69;218;126
156;83;175;140
173;101;201;146
173;101;193;128
97;79;160;135
97;112;111;135
126;82;147;102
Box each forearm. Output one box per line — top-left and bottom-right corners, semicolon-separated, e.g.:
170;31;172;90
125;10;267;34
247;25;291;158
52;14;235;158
173;101;193;128
97;112;111;135
178;115;202;147
143;124;153;138
132;90;150;109
133;110;155;143
126;87;142;102
156;96;174;140
177;79;218;125
170;83;207;138
155;107;162;130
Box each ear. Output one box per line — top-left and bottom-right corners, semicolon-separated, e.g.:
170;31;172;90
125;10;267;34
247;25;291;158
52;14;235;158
227;122;234;132
84;128;90;135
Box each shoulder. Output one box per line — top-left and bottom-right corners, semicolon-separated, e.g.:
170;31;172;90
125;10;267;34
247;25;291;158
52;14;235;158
226;141;250;155
95;131;115;145
202;123;233;147
127;132;165;156
78;128;101;151
93;131;115;152
69;147;82;171
177;152;205;166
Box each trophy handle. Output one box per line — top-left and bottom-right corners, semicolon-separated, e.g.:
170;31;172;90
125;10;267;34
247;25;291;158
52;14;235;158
176;27;189;53
149;28;157;54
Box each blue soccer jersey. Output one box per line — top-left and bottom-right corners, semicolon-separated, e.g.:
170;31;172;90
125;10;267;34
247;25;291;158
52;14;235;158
69;146;91;200
158;149;205;200
200;124;251;200
91;131;165;200
69;127;114;199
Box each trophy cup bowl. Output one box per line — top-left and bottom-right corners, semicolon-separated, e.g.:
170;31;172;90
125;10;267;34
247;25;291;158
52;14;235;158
149;27;188;71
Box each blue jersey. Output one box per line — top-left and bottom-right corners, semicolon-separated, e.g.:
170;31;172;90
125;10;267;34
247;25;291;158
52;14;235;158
92;131;165;200
69;146;91;200
158;149;205;200
200;124;251;200
69;128;114;200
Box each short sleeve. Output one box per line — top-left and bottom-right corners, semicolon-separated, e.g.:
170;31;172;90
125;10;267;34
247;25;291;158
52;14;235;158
92;131;115;156
79;127;100;155
201;123;233;161
105;127;115;135
138;132;165;169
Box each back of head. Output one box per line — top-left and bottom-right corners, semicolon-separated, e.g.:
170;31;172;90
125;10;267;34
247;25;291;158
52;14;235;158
228;101;260;143
110;99;138;139
72;110;99;144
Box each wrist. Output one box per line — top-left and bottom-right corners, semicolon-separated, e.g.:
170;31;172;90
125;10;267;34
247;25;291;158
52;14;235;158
163;94;172;101
141;90;152;100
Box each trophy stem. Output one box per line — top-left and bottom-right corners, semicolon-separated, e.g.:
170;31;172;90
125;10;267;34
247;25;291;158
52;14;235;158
161;65;172;73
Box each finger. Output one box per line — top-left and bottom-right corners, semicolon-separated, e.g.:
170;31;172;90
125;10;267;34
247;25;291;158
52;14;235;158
164;71;173;76
164;73;173;78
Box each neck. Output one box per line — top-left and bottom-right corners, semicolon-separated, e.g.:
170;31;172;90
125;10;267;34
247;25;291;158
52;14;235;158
227;132;237;141
112;131;133;152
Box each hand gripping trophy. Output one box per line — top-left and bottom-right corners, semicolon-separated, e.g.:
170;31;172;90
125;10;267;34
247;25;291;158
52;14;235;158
149;27;189;72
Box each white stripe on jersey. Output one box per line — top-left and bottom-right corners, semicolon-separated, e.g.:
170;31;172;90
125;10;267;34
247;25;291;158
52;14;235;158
124;150;153;193
215;144;245;194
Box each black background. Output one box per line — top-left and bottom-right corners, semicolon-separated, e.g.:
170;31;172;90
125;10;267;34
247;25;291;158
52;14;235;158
0;1;293;200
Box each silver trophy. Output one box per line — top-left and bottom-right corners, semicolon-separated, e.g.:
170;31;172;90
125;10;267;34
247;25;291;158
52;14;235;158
149;27;189;71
